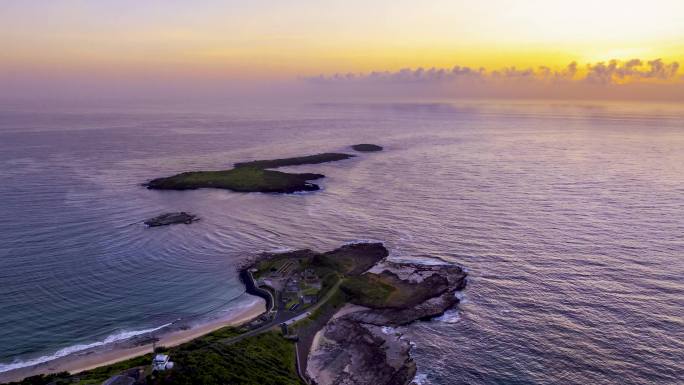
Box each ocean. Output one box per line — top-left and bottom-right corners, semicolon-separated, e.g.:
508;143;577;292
0;99;682;384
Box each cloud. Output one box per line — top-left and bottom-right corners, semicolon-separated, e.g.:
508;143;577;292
302;59;683;101
585;59;680;84
306;65;487;84
307;59;679;85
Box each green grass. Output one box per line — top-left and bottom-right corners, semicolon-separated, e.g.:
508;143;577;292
146;167;324;193
146;152;356;193
301;287;320;296
152;332;303;385
293;288;347;330
285;299;299;309
313;244;388;276
7;330;301;385
174;327;241;351
341;272;449;309
340;275;395;308
234;153;353;169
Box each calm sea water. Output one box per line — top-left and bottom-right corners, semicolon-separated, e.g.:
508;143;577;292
0;99;682;384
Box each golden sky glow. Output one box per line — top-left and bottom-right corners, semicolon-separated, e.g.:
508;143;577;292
1;0;683;107
1;0;683;79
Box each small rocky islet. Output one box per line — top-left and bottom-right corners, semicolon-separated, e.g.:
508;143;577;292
351;143;384;152
144;212;198;227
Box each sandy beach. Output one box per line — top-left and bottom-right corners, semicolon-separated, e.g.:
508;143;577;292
0;297;266;383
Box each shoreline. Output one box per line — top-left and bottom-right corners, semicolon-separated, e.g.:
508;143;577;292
0;297;266;384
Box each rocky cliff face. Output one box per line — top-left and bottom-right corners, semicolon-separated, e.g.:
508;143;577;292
307;260;467;385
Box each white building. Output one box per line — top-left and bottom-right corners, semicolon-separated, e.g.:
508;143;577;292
152;354;174;371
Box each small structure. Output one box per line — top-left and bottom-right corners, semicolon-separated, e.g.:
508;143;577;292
152;354;174;371
303;294;318;304
304;269;322;289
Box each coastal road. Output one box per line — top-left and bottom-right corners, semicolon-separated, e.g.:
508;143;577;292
220;280;342;345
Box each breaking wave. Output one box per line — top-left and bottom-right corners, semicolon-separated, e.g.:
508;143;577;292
0;323;172;373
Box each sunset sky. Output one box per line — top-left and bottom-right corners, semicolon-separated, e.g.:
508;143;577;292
2;0;683;99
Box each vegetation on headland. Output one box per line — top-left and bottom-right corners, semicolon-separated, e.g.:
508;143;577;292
5;330;300;385
149;332;301;385
145;152;356;193
341;271;450;309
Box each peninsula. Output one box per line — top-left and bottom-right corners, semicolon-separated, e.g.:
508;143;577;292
4;243;467;385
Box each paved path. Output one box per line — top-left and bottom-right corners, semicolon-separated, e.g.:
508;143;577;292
220;280;342;345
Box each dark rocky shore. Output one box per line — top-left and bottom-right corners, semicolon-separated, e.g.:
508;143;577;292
306;256;467;385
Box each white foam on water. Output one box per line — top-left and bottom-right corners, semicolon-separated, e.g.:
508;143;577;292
343;239;384;246
435;309;461;324
0;322;173;373
413;372;430;385
267;246;296;253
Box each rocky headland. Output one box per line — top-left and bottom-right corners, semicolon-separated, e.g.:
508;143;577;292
3;243;465;385
248;242;467;385
305;256;467;385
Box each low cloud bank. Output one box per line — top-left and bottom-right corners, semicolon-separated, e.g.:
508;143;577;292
307;59;680;84
303;59;683;101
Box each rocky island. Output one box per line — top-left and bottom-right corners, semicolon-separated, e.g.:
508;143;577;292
5;243;466;385
144;152;356;193
351;144;383;152
144;212;198;227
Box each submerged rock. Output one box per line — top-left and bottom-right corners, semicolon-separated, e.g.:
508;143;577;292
144;212;198;227
351;144;383;152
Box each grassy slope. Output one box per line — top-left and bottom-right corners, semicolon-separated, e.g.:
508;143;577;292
233;153;353;169
151;332;302;385
5;329;301;385
147;167;324;192
341;272;450;309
